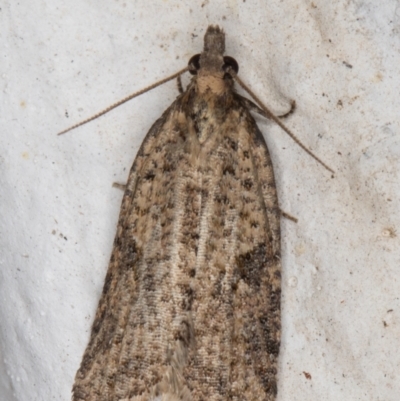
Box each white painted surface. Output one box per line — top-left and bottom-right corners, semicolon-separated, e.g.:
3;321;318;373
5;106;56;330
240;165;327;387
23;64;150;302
1;0;399;399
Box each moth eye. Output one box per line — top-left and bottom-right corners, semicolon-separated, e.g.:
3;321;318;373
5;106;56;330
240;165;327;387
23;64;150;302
223;56;239;74
188;54;201;75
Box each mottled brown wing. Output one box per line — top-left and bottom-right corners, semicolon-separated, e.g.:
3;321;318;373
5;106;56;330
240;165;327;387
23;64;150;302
72;97;197;401
181;97;281;401
72;92;281;401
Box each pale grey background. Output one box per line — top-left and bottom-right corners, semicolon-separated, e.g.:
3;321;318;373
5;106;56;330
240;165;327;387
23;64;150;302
1;0;399;400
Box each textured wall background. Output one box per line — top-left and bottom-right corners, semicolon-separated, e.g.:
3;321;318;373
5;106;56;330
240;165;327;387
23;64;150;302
1;1;399;400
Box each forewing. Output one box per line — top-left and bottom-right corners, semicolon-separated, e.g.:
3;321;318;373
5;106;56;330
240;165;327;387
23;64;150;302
72;99;197;401
184;102;281;401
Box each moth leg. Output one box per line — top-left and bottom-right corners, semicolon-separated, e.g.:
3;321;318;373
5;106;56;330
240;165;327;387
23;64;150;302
280;209;298;223
112;182;127;191
277;100;296;119
177;75;184;94
238;95;296;119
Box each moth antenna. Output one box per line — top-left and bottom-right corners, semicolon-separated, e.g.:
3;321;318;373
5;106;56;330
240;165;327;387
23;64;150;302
57;67;189;135
229;68;335;175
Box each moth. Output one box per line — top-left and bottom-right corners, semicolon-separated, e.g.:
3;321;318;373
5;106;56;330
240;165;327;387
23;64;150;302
64;25;332;401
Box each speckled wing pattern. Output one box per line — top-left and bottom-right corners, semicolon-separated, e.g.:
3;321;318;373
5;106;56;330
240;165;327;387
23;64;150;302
72;26;281;401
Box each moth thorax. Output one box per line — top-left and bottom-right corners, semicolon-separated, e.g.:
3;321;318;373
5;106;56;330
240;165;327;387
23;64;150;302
197;54;226;95
196;72;226;96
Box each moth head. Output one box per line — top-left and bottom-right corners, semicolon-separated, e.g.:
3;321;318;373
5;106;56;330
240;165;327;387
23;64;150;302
203;25;225;54
189;25;239;95
188;54;238;77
